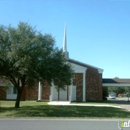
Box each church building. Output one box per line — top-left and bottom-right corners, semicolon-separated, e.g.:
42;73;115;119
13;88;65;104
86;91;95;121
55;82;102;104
0;27;104;102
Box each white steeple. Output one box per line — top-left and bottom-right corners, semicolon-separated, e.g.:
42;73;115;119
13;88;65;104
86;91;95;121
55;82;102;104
63;24;69;58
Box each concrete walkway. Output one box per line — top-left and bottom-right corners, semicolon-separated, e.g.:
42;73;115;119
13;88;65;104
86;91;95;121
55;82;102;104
48;101;121;108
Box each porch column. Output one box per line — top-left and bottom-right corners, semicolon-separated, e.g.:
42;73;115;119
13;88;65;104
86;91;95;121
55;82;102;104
82;72;86;102
38;81;42;101
69;79;73;102
50;82;54;101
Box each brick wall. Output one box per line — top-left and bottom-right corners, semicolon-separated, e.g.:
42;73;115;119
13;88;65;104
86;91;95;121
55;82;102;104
86;67;102;101
42;84;50;100
25;83;50;101
0;83;50;101
25;84;38;100
73;73;83;101
0;86;6;100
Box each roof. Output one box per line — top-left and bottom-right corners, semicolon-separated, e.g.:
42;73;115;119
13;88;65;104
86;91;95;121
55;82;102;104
68;58;103;71
103;78;130;84
0;77;11;86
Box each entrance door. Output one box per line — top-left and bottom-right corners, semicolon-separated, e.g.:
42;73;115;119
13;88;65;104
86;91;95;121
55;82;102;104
52;86;68;101
59;86;68;101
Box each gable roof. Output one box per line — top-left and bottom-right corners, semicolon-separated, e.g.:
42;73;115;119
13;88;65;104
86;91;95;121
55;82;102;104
68;58;103;71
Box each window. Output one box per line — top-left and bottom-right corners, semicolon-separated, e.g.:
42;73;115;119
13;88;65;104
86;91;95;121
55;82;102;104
13;87;17;94
7;87;11;94
7;86;17;94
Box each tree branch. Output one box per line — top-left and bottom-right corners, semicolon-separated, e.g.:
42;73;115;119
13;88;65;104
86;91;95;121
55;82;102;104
7;75;18;88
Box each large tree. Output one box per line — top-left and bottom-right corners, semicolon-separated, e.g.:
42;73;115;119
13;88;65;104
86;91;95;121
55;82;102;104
0;22;73;108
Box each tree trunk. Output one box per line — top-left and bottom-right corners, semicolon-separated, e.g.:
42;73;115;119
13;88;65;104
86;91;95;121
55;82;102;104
15;89;22;108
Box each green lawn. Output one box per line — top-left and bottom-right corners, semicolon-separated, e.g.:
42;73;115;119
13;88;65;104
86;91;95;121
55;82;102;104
0;100;48;107
0;100;130;118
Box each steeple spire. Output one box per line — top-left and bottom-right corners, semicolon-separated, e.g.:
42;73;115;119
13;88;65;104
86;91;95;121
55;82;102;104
63;24;69;58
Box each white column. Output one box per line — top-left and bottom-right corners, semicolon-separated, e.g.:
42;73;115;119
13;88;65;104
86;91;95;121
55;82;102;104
82;72;86;102
50;82;54;101
69;79;73;102
38;81;42;101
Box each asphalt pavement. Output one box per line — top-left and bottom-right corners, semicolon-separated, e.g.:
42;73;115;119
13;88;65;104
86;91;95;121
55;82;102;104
108;97;130;111
0;119;123;130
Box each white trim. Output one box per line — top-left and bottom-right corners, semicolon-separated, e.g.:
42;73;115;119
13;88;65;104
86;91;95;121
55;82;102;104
0;84;6;86
0;83;21;87
103;83;130;87
69;58;103;72
49;86;53;101
82;72;86;102
0;83;13;86
38;81;42;101
71;63;87;73
98;69;103;73
50;82;54;101
69;79;73;102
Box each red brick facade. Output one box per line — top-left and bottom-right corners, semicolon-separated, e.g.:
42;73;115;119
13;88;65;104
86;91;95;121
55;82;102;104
86;67;102;101
73;67;102;102
25;83;50;101
0;86;6;99
41;85;50;100
25;85;38;100
0;62;103;101
73;73;83;101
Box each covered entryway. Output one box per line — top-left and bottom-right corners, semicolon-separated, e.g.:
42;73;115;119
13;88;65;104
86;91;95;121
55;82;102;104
103;78;130;101
52;86;68;101
50;85;76;101
103;78;130;111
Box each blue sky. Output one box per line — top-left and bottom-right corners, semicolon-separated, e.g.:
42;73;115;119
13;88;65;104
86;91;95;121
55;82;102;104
0;0;130;78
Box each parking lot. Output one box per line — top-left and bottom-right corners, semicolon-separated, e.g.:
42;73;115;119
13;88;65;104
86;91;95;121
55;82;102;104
108;97;130;111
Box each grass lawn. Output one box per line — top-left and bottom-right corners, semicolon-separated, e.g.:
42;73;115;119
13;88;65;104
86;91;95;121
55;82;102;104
0;100;130;118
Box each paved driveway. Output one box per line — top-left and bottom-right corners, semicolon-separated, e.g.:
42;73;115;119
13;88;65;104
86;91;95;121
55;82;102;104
108;97;130;111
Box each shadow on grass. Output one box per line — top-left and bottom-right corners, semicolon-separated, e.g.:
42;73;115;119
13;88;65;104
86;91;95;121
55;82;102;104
1;105;130;118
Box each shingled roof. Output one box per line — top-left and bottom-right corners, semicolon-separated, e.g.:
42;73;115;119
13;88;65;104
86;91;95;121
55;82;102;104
68;58;103;71
103;78;130;84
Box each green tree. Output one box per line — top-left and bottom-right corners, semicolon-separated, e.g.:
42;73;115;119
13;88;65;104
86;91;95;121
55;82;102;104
0;22;73;108
108;86;126;95
116;87;125;94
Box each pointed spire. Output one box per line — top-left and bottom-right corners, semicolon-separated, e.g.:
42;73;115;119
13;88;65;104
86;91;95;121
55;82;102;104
63;23;67;51
63;23;69;58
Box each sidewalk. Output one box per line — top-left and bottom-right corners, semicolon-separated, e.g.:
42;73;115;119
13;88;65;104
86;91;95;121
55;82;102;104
48;101;121;108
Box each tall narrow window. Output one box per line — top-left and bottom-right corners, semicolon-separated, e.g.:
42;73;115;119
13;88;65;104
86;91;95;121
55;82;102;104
13;87;17;94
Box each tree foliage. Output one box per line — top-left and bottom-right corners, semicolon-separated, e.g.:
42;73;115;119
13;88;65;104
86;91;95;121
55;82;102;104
0;22;73;108
108;86;126;94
